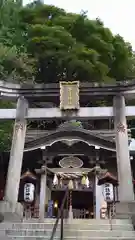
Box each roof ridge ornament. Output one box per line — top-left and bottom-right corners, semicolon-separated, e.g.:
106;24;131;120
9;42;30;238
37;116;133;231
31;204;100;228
58;120;83;130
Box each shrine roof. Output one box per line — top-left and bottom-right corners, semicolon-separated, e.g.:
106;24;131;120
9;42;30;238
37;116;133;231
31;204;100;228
24;127;116;152
25;129;131;144
20;170;37;180
98;171;118;186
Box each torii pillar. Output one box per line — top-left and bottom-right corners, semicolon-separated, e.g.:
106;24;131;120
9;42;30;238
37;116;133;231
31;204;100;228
35;165;47;221
0;97;28;221
113;95;135;218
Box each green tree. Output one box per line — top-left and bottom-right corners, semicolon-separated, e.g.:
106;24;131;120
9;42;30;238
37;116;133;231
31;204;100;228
20;4;134;83
0;100;15;152
1;1;133;83
0;0;36;83
0;43;36;83
0;0;35;151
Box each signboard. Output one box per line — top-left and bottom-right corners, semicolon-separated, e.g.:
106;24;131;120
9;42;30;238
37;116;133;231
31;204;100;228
60;81;80;110
103;183;114;202
24;183;35;203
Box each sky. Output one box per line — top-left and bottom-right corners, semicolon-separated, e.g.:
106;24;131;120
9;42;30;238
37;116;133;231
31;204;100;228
24;0;135;50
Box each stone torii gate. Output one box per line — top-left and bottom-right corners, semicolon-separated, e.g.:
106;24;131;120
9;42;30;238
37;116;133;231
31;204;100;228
0;80;135;220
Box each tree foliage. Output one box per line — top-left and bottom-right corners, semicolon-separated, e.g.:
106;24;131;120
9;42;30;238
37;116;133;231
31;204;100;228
20;3;135;82
0;0;135;150
0;1;135;83
0;100;14;152
0;0;36;83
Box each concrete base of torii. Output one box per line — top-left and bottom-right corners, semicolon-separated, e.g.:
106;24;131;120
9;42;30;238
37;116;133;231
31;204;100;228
0;201;23;222
115;202;135;220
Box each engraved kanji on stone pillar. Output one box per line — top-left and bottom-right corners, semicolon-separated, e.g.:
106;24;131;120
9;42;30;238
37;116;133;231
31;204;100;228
116;122;126;133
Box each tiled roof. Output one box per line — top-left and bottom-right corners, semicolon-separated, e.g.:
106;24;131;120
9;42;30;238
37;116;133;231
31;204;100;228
20;170;37;180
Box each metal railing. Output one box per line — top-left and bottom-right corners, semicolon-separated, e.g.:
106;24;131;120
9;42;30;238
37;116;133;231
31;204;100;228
49;188;69;240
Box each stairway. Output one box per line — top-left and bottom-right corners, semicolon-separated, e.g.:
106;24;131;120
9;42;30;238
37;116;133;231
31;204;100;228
0;219;135;239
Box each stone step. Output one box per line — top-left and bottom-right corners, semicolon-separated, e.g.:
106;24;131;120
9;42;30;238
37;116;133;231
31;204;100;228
0;223;133;231
1;219;134;240
64;230;135;238
22;218;132;224
1;226;134;231
1;219;133;226
3;237;135;240
4;229;135;237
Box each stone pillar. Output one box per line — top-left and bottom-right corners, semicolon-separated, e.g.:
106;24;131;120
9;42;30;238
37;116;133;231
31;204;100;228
39;166;47;221
45;186;51;205
0;97;28;220
35;165;47;221
68;180;73;220
113;95;134;202
95;175;99;219
95;176;104;219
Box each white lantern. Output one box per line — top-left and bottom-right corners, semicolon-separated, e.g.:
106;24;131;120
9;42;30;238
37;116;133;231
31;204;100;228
103;183;114;202
24;183;35;203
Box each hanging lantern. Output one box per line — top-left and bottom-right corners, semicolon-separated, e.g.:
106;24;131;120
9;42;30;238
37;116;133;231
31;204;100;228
68;180;74;190
24;183;35;203
85;176;89;188
53;174;58;186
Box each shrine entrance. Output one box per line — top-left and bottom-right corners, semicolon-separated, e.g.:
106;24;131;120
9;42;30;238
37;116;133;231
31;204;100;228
51;190;94;219
47;154;97;219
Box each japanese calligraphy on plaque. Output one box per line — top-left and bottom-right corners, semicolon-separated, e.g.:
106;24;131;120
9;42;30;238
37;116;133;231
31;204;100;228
60;81;80;110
